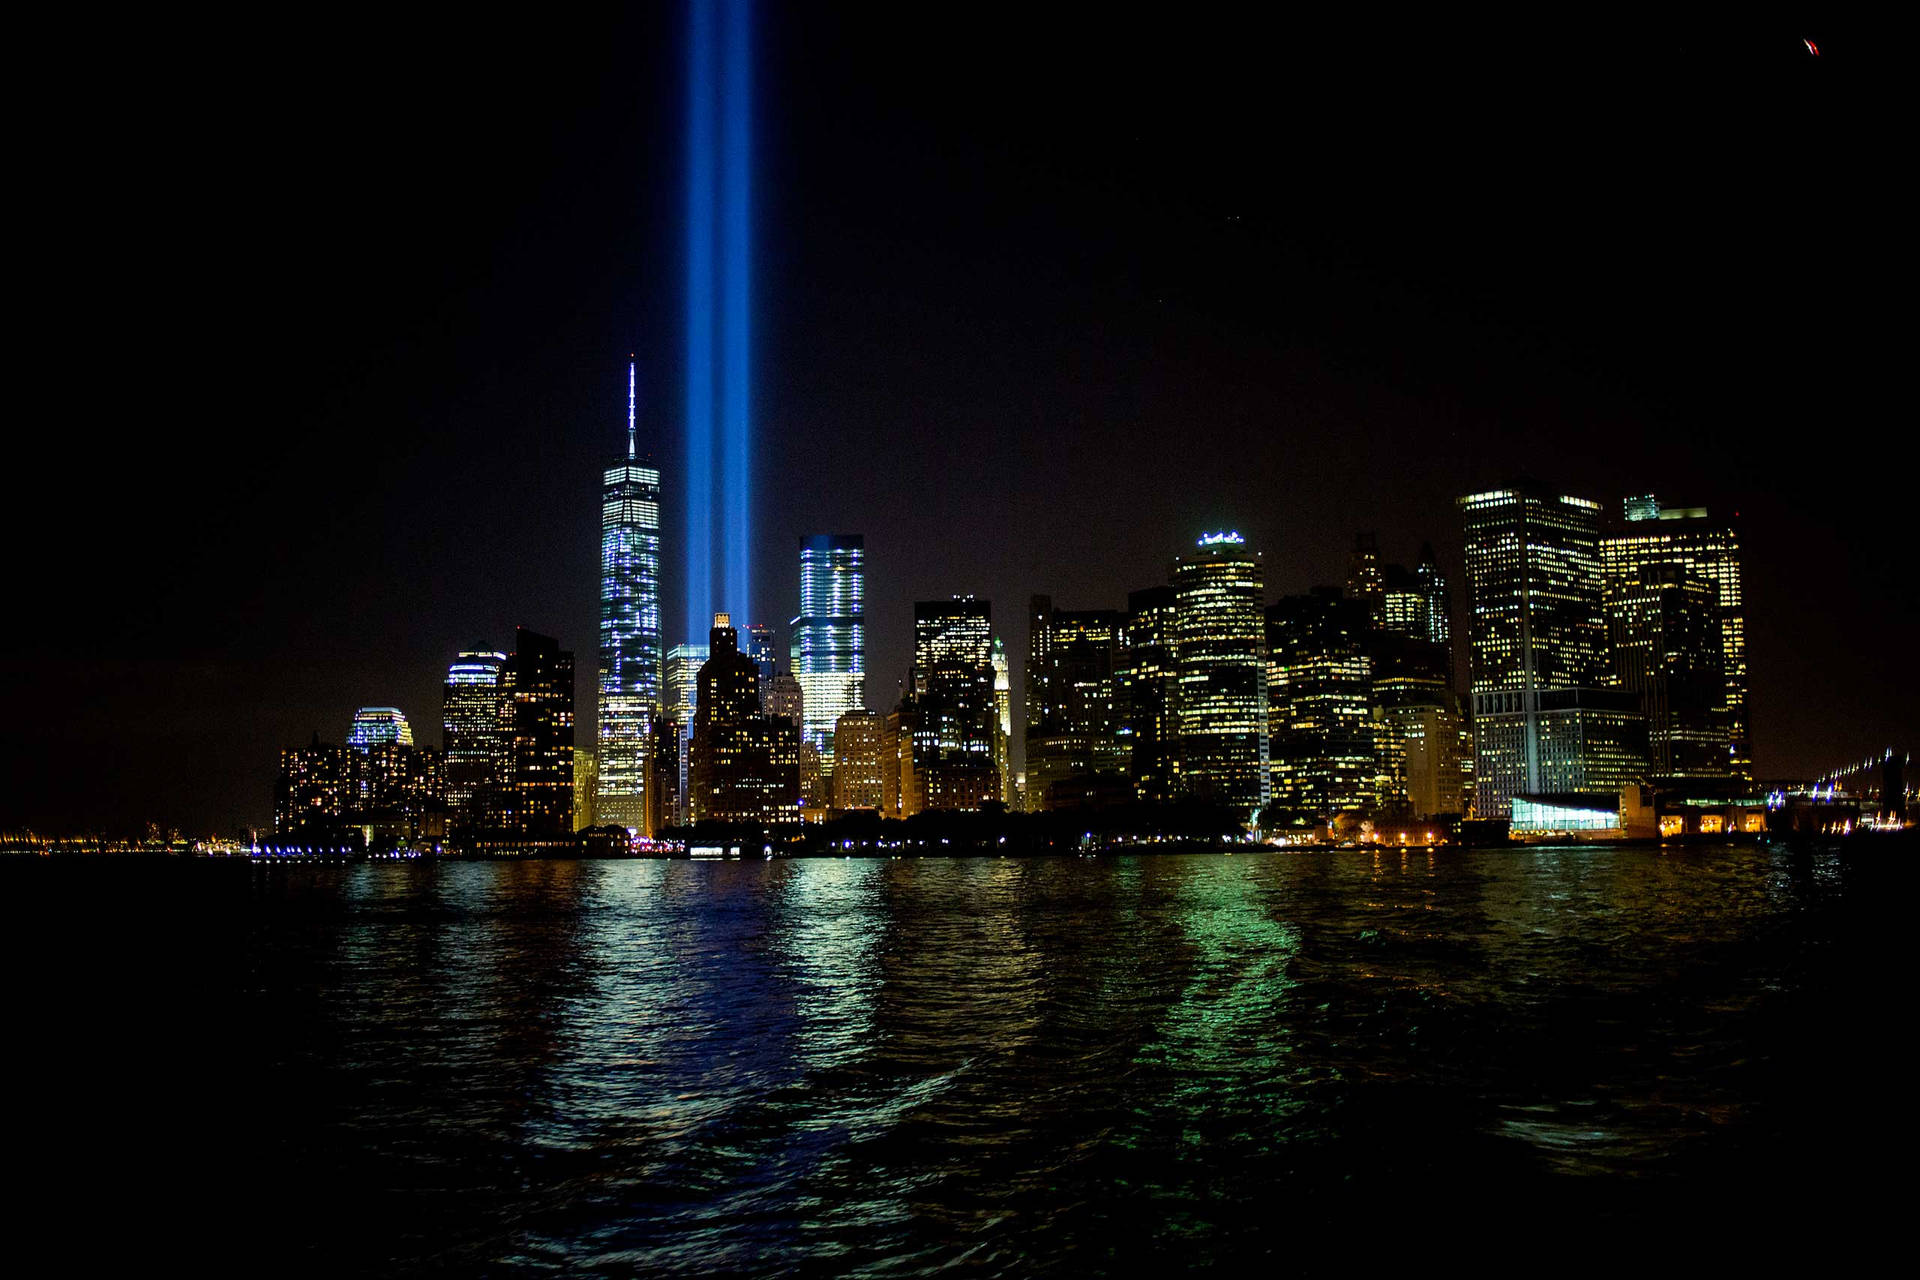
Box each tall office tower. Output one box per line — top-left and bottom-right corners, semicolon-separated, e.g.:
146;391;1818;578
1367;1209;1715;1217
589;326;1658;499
1346;532;1385;627
744;622;778;687
1414;544;1451;652
1025;597;1127;810
573;747;598;830
273;733;352;834
1459;487;1647;817
1605;565;1727;778
1601;495;1749;779
691;613;799;822
1266;590;1377;817
795;535;865;770
1119;585;1180;803
1172;533;1270;819
664;642;708;825
348;707;413;750
346;707;414;809
910;597;998;810
597;359;663;833
443;651;505;826
832;710;886;810
991;637;1013;806
492;627;576;844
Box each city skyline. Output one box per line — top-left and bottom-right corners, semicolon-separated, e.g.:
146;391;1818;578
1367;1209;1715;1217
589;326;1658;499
4;13;1909;835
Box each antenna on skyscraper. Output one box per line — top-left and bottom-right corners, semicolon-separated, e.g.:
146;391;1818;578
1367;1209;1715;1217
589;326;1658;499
627;355;637;460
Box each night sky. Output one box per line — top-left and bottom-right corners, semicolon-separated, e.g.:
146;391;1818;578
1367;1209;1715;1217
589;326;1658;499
7;12;1909;834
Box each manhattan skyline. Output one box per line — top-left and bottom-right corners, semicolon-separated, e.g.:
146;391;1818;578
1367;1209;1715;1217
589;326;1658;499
5;13;1908;835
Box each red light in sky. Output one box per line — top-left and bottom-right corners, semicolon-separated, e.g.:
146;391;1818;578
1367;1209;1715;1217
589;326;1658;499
1803;39;1819;56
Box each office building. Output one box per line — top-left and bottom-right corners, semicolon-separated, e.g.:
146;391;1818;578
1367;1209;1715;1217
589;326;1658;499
1459;487;1647;816
910;597;998;810
795;535;865;770
1119;585;1180;803
1601;496;1749;779
488;627;576;845
664;642;708;827
1266;590;1377;817
443;651;504;826
992;637;1013;806
1026;596;1127;810
832;709;886;810
1605;564;1728;778
1171;533;1269;818
347;707;413;751
690;614;800;823
597;360;663;832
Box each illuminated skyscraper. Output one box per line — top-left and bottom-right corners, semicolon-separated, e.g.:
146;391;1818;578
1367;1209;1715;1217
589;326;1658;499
487;627;575;846
1266;589;1375;816
1119;585;1180;802
1025;597;1126;810
1601;496;1749;779
1346;532;1385;627
1605;564;1728;779
744;622;777;687
910;598;998;810
347;707;413;751
664;642;708;826
443;651;504;825
1172;533;1269;818
832;709;886;810
597;359;662;832
1459;487;1646;816
795;535;864;768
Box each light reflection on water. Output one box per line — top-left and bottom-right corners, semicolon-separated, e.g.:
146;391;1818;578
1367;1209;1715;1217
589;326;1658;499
15;845;1899;1272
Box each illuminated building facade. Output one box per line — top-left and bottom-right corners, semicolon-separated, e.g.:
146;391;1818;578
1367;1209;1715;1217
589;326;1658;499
1606;566;1727;778
1371;632;1469;819
991;637;1013;806
1266;590;1377;816
1026;597;1126;810
487;627;575;845
1601;496;1748;779
348;707;413;751
443;651;504;826
795;535;865;771
1172;533;1269;818
273;734;352;833
910;597;998;810
573;747;598;831
1459;487;1646;816
664;642;708;825
1346;532;1385;627
1119;585;1180;802
690;614;800;823
745;622;777;687
832;710;886;810
597;359;663;832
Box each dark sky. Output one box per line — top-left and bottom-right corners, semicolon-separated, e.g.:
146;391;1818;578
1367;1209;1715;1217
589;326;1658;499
7;12;1909;834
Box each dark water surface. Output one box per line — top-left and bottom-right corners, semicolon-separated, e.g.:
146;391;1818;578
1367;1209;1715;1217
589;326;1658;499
9;847;1907;1271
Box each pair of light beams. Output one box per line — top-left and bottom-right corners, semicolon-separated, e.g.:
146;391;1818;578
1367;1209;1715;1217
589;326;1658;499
684;0;752;645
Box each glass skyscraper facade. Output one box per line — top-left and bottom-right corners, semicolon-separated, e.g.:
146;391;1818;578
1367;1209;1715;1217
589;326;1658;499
443;651;504;824
1172;533;1270;819
1266;590;1376;816
795;535;864;769
597;361;662;832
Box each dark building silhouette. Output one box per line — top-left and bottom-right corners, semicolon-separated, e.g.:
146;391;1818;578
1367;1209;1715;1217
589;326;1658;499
1026;596;1127;810
1119;585;1180;803
691;613;800;823
481;627;576;846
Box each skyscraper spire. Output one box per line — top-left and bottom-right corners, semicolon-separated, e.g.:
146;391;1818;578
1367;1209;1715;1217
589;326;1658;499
627;355;637;461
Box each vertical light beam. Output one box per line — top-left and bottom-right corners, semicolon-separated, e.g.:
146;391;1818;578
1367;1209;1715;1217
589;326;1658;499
719;0;753;627
685;0;716;644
